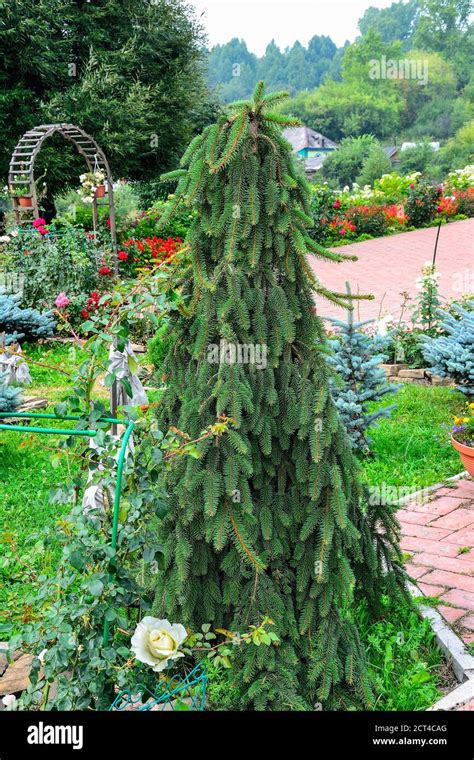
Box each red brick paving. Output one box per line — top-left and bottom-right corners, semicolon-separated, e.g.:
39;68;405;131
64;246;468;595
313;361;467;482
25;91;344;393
311;218;474;321
400;478;474;646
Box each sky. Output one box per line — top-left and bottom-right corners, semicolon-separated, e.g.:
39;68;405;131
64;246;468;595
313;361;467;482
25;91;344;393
189;0;396;55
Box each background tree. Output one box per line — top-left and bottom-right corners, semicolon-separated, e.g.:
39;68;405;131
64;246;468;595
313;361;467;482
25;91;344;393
322;135;376;188
0;0;211;195
358;0;420;47
357;144;393;186
151;83;406;709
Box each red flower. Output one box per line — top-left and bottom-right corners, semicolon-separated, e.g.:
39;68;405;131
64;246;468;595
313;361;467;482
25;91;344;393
118;250;128;261
81;309;89;318
32;217;46;228
99;266;112;276
37;226;49;236
333;199;341;209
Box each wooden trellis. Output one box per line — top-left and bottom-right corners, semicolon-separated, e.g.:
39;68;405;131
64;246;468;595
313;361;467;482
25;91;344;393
8;123;117;264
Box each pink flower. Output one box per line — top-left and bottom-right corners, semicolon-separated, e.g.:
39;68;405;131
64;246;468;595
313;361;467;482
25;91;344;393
333;199;341;209
37;226;49;236
55;292;69;309
33;217;46;228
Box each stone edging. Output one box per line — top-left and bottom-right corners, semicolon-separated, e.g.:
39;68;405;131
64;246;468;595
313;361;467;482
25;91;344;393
381;363;453;387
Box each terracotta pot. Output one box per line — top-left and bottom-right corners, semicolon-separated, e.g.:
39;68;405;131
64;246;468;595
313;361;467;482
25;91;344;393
18;196;32;207
451;435;474;476
94;185;106;198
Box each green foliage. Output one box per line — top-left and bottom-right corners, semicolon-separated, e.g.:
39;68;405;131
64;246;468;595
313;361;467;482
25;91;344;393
126;196;195;242
322;135;376;188
357;145;392;187
151;82;408;709
3;224;111;315
399;143;438;175
0;0;212;194
345;595;443;711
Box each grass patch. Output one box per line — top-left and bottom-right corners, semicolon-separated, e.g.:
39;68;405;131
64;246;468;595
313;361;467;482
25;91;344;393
0;342;86;627
361;383;465;489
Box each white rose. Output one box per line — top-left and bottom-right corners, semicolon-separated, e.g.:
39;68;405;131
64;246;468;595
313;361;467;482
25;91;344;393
2;694;16;709
38;648;47;664
131;617;187;672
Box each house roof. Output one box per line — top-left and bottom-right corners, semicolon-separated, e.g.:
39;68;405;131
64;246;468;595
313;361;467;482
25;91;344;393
384;145;400;159
283;126;338;152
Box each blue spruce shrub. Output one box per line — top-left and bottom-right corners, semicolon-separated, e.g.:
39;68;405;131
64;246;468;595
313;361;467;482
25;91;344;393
326;303;399;454
422;301;474;396
0;371;21;414
0;291;55;344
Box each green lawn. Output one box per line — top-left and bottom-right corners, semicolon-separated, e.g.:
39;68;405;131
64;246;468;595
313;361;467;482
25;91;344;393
0;342;88;625
362;383;466;490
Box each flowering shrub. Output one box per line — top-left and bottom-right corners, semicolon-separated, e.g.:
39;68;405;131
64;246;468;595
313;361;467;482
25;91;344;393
383;204;408;228
373;172;422;201
405;184;442;227
3;222;113;324
452;188;474;217
412;263;442;333
346;204;388;237
436;195;459;218
119;236;182;275
452;403;474;448
444;165;474;193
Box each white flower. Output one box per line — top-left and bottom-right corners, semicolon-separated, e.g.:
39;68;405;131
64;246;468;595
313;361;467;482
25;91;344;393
10;230;19;238
0;235;10;243
38;648;47;664
376;314;394;336
2;694;16;709
131;617;187;672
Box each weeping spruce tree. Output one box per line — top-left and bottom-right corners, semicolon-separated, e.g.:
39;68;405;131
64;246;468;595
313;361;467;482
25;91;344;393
152;83;407;709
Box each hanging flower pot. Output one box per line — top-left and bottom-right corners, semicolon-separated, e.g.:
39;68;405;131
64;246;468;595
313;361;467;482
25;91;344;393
79;170;106;202
451;405;474;476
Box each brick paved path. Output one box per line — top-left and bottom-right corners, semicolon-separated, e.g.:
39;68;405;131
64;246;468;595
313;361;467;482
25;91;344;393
310;219;474;322
400;476;474;648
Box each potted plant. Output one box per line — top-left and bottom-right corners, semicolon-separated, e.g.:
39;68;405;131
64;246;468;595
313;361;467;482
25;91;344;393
79;170;106;201
9;174;32;207
451;404;474;476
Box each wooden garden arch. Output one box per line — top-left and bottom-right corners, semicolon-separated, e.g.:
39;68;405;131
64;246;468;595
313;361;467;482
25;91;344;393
8;123;117;263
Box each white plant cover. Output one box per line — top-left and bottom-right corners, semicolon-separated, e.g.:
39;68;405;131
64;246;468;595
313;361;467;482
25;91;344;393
0;343;31;386
106;341;148;407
